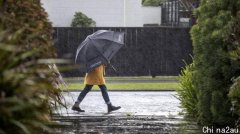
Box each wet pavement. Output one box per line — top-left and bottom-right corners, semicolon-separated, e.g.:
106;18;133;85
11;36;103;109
52;91;201;134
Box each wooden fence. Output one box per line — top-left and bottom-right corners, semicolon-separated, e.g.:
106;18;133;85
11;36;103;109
53;27;192;77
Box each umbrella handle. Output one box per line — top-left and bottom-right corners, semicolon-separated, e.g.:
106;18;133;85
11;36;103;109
107;61;119;75
110;63;117;72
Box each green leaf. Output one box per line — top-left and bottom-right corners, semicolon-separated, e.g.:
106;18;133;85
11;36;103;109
10;120;31;134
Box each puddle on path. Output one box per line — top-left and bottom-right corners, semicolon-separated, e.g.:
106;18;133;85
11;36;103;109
52;115;201;134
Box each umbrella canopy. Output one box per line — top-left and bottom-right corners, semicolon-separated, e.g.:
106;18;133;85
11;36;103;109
75;30;124;72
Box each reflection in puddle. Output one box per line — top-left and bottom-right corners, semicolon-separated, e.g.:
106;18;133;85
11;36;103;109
52;115;201;134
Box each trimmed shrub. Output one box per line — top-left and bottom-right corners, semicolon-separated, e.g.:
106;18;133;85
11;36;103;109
0;0;62;133
71;12;96;27
191;0;240;125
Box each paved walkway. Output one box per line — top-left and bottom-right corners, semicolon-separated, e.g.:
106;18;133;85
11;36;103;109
56;91;181;116
52;91;200;133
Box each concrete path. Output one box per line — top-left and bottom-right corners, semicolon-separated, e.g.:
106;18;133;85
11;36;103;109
56;91;181;116
52;91;200;133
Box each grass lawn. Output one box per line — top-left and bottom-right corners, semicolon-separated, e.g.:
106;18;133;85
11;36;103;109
63;76;180;91
65;83;180;91
64;76;178;82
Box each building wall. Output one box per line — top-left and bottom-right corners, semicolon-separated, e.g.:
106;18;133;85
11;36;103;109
124;0;142;26
142;7;161;25
124;0;161;27
41;0;161;27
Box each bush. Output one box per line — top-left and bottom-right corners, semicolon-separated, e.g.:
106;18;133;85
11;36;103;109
228;77;240;117
142;0;166;6
71;12;96;27
177;63;198;117
191;0;240;125
0;0;62;133
228;8;240;124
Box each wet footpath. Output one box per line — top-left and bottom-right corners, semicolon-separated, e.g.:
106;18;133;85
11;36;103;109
52;91;202;134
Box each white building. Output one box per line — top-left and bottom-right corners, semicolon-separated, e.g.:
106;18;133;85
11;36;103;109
41;0;162;27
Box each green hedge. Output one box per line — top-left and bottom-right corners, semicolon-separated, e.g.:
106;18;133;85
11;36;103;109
229;77;240;117
228;9;240;121
142;0;166;6
189;0;240;125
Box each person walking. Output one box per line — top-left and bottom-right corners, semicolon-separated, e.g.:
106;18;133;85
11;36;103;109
72;64;121;113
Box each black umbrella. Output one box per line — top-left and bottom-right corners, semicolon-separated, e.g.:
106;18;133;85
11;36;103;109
75;30;124;72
